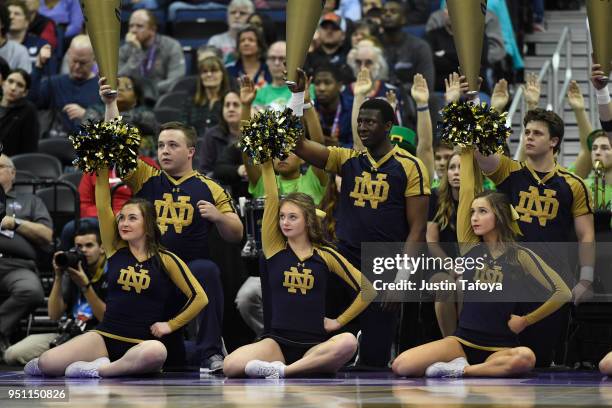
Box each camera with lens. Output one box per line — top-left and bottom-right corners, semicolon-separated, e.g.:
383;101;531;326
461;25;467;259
54;247;87;270
49;318;87;348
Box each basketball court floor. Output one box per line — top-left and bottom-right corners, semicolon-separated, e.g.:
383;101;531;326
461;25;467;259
0;368;610;407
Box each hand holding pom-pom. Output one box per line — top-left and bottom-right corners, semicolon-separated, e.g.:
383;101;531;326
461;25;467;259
239;109;303;164
439;101;511;156
70;118;141;176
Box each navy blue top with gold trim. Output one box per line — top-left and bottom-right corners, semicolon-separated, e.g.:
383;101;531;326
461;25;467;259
325;145;430;253
485;155;593;277
93;168;207;344
124;159;237;262
260;161;377;343
452;150;571;351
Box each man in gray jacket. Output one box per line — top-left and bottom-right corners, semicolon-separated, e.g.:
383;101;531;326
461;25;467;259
119;9;185;94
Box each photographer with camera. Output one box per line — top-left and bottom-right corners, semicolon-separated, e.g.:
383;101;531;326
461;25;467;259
3;224;107;365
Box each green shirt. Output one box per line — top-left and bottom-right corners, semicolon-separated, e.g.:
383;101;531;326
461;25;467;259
568;163;611;210
249;166;326;205
253;84;316;111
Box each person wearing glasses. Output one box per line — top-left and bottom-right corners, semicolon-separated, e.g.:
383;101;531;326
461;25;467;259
252;41;315;113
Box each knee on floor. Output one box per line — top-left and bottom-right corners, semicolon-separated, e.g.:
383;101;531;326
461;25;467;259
222;355;245;378
391;356;418;377
333;333;358;361
599;357;612;375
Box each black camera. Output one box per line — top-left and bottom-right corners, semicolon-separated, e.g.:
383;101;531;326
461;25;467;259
49;318;87;348
55;248;87;270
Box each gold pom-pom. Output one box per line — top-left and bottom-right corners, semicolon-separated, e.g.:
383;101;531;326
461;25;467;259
440;102;511;156
239;108;303;164
69;118;141;175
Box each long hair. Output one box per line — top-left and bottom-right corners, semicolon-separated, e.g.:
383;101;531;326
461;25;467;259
194;56;231;106
319;175;340;243
473;191;519;264
433;151;483;230
114;198;163;256
280;193;330;247
236;25;268;62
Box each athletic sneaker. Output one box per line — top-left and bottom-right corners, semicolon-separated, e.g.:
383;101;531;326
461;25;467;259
425;357;469;378
244;360;285;379
200;354;224;374
65;357;110;378
24;358;43;376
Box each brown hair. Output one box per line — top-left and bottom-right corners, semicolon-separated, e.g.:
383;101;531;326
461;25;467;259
473;191;519;263
158;121;197;148
5;0;29;21
194;56;231;106
319;175;340;242
236;25;267;61
523;108;564;154
280;193;330;247
114;198;163;256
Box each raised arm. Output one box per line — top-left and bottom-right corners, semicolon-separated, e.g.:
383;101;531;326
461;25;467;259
302;76;328;186
412;73;434;181
351;68;372;151
239;76;262;186
261;161;285;259
94;167;120;257
567;80;594;178
490;78;510;113
458;148;480;251
515;73;542;161
98;77;119;122
591;63;612;139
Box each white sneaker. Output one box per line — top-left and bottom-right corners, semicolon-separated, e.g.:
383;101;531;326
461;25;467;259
65;357;110;378
244;360;285;379
24;358;42;376
425;357;469;378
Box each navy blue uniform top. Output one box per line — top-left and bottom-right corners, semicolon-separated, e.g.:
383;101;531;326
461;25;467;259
260;161;376;343
325;145;430;254
125;159;237;262
485;155;593;275
453;150;571;351
93;168;207;343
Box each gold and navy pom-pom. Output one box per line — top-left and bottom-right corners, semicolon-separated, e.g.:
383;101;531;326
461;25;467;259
440;102;511;156
239;108;303;164
69;118;141;175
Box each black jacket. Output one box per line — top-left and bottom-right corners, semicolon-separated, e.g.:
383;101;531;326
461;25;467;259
0;99;40;157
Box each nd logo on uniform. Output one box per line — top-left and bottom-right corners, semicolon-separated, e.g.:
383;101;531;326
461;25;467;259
516;186;559;227
350;171;390;209
118;266;151;293
283;267;315;295
155;193;194;234
475;264;503;284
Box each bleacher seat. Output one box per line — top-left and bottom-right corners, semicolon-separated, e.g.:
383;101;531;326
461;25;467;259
35;183;80;240
170;75;198;94
13;170;39;195
171;8;227;39
154;107;183;124
59;171;83;189
12;153;62;180
38;138;77;169
155;91;189;110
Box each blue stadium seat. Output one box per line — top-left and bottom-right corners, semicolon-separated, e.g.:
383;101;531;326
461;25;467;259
258;9;286;22
174;8;226;23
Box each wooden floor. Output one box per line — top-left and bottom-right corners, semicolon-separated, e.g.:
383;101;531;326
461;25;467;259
0;368;611;407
